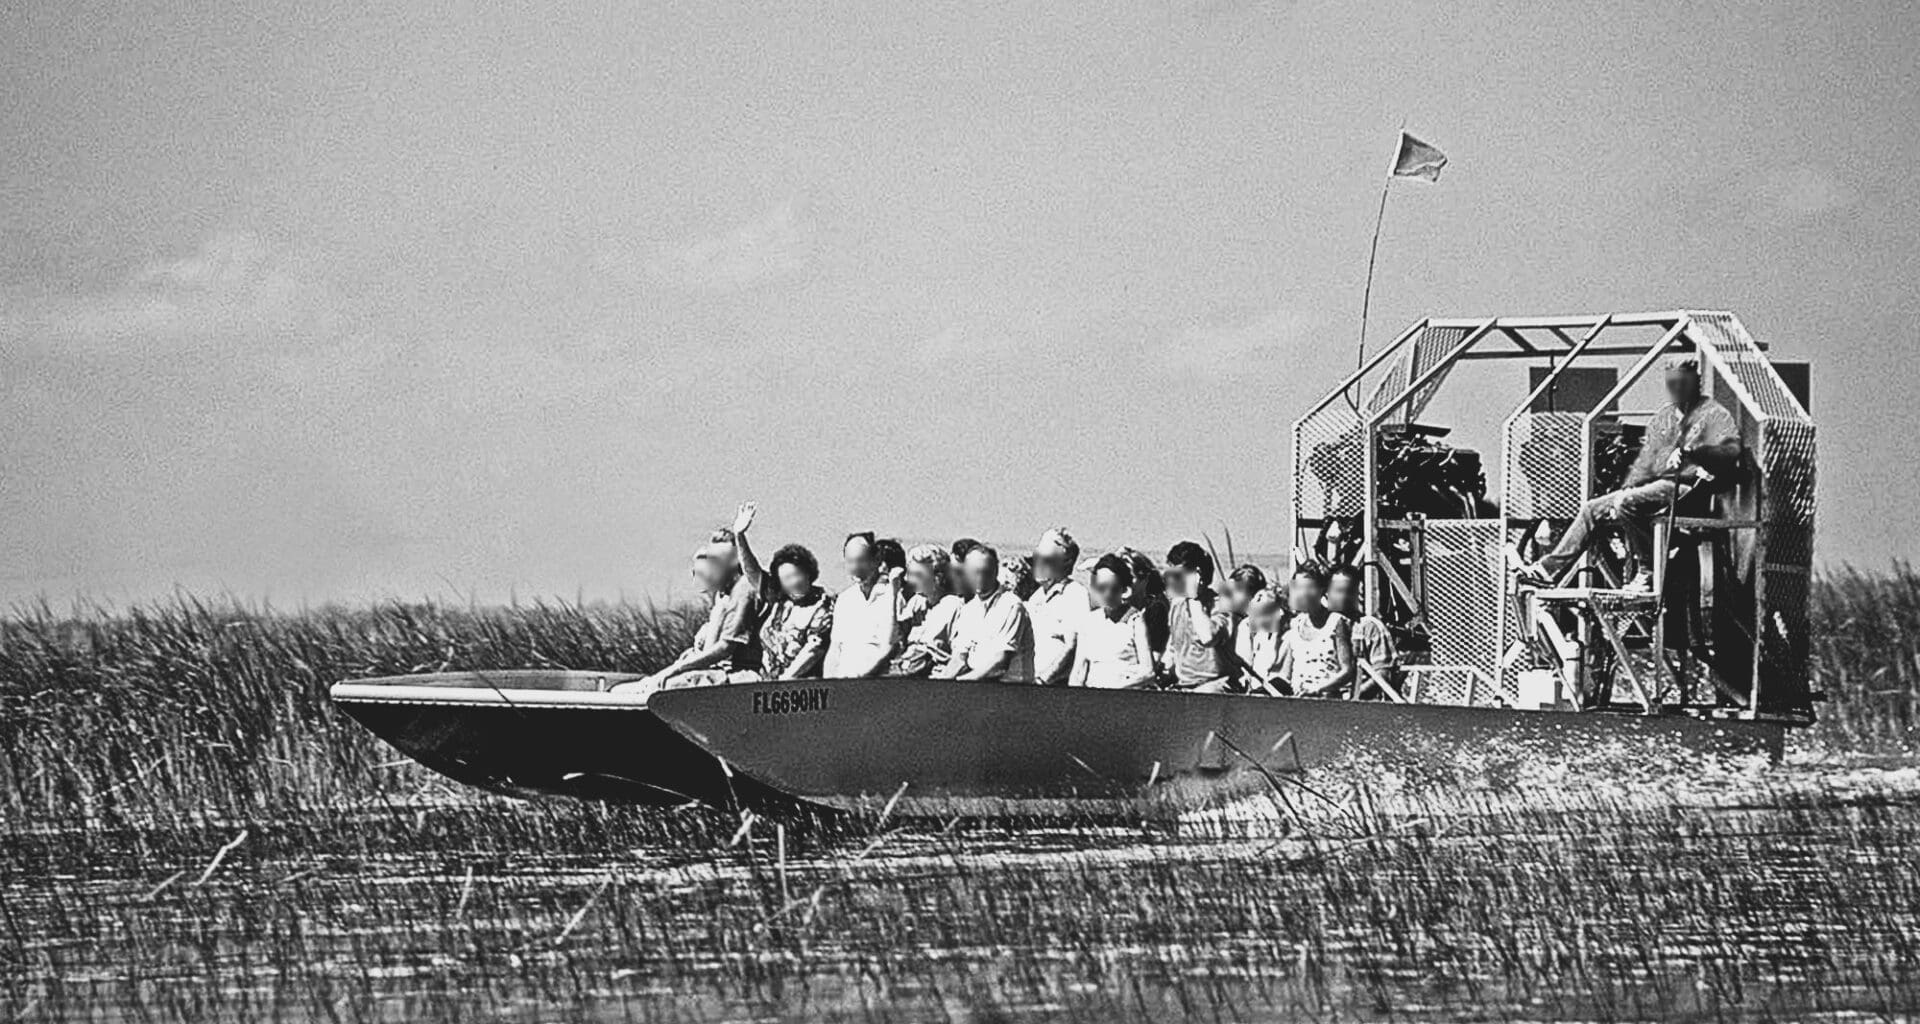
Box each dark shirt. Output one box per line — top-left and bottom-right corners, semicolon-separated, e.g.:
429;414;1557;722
703;574;766;673
1627;397;1740;488
1166;588;1234;688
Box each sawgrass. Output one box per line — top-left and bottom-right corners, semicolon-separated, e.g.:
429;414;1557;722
4;568;1920;1021
4;568;1916;828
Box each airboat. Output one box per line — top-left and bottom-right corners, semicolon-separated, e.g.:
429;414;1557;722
331;309;1818;816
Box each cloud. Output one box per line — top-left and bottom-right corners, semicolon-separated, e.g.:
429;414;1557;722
2;231;342;355
1162;306;1323;374
1748;165;1853;223
603;199;814;296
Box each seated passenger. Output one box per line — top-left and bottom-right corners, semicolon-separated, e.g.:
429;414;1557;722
874;537;907;583
728;504;834;681
1224;563;1269;631
1000;552;1039;601
824;532;899;678
893;544;964;676
1070;554;1156;689
1235;586;1287;695
949;537;981;600
1278;565;1354;698
938;545;1037;683
1522;354;1741;591
1117;546;1171;676
1162;541;1235;692
1326;565;1399;698
619;526;764;693
1028;527;1092;686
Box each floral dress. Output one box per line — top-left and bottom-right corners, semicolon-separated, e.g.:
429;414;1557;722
1287;612;1350;696
759;588;835;680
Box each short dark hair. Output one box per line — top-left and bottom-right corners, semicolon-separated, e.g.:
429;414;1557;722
1228;564;1268;594
874;537;906;572
1090;552;1134;589
1329;564;1365;587
1165;541;1214;585
844;531;877;554
950;537;981;561
768;544;819;584
1291;564;1330;590
1118;548;1163;598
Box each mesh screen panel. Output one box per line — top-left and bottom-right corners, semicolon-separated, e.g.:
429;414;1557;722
1292;405;1366;521
1502;412;1586;520
1689;312;1811;423
1420;520;1507;702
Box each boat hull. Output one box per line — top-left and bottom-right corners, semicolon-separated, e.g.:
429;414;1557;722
649;678;1790;816
328;671;788;809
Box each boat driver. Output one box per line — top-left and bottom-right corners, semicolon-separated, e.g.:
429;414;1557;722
1522;353;1742;591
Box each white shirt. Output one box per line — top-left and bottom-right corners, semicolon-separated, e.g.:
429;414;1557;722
824;577;896;677
1026;578;1091;685
1236;619;1281;688
950;587;1036;683
1078;606;1150;689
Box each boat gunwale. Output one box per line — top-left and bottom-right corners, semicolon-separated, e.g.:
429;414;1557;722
328;681;652;709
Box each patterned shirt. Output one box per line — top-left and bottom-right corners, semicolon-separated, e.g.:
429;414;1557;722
759;588;834;680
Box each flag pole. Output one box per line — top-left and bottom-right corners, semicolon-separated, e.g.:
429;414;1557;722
1356;127;1403;371
1355;173;1392;370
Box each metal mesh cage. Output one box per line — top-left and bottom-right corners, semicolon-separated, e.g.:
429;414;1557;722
1502;412;1586;520
1690;312;1811;424
1761;418;1818;567
1760;566;1813;711
1292;404;1366;522
1369;325;1470;426
1419;520;1507;697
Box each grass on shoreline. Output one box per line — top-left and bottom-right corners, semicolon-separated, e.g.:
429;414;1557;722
3;566;1918;830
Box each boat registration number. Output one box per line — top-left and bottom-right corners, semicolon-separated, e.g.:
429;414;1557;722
752;687;831;716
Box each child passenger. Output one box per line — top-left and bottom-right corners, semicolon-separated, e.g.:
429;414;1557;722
1223;564;1269;622
1234;587;1287;695
1326;565;1400;698
1278;565;1355;698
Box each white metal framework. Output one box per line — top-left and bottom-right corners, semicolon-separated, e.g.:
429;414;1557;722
1288;311;1815;718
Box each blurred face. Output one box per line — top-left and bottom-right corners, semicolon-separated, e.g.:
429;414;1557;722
949;559;974;599
1289;575;1324;615
907;560;945;599
1226;579;1260;615
844;537;878;583
1034;543;1071;585
1250;598;1283;633
1664;365;1701;404
1089;567;1130;612
1326;574;1360;616
964;551;998;596
776;561;814;601
692;554;728;594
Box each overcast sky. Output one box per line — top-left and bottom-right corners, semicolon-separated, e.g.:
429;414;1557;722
4;0;1917;606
